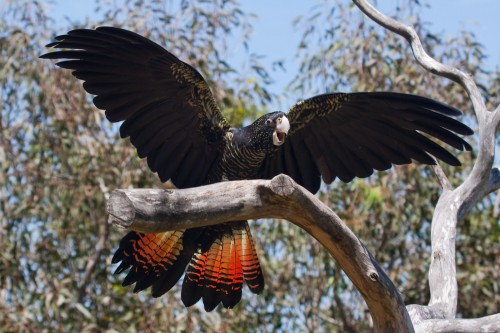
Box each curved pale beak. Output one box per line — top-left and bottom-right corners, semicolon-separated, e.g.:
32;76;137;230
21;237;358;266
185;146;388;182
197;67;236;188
272;115;290;146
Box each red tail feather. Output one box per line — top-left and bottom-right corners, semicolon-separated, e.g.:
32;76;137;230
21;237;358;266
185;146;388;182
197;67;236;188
113;221;264;311
236;222;265;293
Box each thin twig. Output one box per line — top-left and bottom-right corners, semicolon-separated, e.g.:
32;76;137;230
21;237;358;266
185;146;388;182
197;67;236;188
431;164;452;191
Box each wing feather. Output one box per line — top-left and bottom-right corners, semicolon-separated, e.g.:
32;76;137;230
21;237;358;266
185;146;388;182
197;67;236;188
281;138;303;185
259;92;472;193
131;109;197;158
42;26;230;188
154;140;192;182
330;130;374;180
333;125;391;172
303;134;335;184
173;143;212;188
287;134;321;192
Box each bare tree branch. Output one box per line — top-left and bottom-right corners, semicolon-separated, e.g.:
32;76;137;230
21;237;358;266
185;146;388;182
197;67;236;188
460;167;500;219
351;0;499;331
431;164;452;191
349;0;486;122
413;313;500;333
108;174;414;333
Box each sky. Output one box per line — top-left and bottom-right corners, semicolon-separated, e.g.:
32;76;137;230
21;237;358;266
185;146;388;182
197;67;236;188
239;0;499;95
48;0;499;104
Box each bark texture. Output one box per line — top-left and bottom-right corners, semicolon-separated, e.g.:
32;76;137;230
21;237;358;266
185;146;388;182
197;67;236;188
108;174;414;333
352;0;500;331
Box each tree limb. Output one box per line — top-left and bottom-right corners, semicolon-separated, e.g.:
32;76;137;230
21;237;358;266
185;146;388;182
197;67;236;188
431;164;452;191
413;313;500;333
108;174;414;333
352;0;499;331
350;0;486;123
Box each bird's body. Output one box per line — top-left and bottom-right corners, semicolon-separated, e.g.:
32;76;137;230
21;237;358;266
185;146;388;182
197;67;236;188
42;27;473;312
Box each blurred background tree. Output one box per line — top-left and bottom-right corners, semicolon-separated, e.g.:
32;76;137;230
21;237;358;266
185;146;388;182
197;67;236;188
0;0;498;332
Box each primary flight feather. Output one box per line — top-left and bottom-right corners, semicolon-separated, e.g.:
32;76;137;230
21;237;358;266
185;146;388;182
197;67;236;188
41;26;472;312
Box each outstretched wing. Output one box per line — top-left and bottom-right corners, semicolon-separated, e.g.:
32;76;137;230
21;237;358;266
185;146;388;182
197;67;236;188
258;92;473;193
41;27;231;188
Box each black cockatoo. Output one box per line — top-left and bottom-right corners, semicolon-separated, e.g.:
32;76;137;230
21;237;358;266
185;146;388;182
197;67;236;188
41;27;472;312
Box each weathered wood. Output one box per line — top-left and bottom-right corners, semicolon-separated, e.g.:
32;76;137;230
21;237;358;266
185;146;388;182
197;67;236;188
352;0;500;331
413;313;500;333
108;174;414;333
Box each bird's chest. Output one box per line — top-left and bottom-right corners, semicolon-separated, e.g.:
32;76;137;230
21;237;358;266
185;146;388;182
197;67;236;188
219;143;266;181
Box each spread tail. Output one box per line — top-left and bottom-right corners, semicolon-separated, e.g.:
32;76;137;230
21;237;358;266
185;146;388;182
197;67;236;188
181;221;264;311
112;221;264;311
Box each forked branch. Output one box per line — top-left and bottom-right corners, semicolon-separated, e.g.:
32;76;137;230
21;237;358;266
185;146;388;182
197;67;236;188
352;0;499;331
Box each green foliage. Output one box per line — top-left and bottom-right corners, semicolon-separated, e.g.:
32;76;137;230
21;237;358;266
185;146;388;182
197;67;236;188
0;0;498;332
